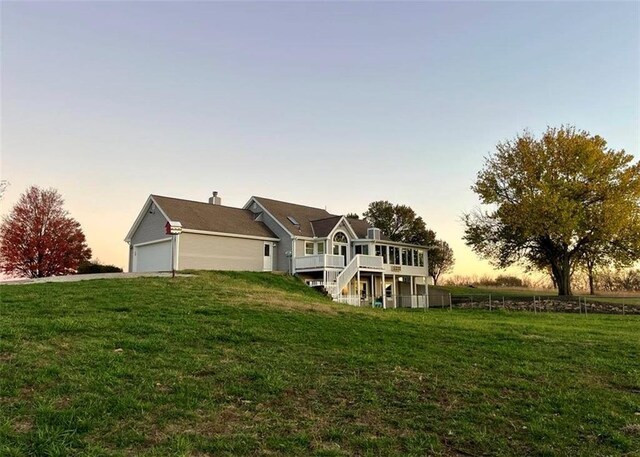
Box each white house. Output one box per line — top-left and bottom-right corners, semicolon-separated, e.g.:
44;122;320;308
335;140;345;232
126;192;434;308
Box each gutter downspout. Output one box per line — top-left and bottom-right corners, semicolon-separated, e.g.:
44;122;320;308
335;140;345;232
291;236;297;275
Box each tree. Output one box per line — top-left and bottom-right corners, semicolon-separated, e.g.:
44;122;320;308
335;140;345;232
464;126;640;296
345;212;360;219
0;186;92;278
363;200;436;246
429;239;455;285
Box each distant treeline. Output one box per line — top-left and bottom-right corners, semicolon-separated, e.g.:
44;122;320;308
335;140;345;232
443;269;640;293
573;269;640;293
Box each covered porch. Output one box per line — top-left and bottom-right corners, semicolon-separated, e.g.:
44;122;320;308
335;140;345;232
335;273;430;309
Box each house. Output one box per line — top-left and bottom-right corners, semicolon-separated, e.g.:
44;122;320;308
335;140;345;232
125;192;433;308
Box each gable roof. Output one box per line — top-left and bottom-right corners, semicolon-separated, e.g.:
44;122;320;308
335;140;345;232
252;196;334;237
310;216;343;237
150;195;277;239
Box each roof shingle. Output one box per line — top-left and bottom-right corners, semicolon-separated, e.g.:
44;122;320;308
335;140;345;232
152;195;276;239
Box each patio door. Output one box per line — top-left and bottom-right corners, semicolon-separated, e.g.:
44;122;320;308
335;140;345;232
333;244;348;267
332;231;349;267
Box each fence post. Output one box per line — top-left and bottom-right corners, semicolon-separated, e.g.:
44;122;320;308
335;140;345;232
502;296;505;309
449;293;452;311
578;297;582;315
623;299;626;316
584;297;588;316
489;294;492;311
534;296;537;314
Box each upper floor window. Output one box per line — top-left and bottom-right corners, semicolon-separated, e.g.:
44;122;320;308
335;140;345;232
418;251;425;267
355;245;369;255
305;242;314;255
375;245;388;264
333;232;348;243
317;241;325;255
389;246;400;265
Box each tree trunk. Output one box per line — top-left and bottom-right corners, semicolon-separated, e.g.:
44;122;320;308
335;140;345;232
551;259;572;296
587;261;595;295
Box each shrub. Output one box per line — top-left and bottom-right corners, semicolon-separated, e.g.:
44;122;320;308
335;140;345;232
77;261;123;274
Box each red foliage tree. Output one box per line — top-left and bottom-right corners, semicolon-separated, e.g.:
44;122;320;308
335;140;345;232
0;186;92;278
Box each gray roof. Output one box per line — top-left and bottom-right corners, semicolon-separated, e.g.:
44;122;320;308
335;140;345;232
310;216;343;237
152;195;276;239
252;196;334;237
253;196;392;241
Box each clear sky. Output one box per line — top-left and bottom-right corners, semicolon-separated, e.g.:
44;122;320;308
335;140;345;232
1;1;638;277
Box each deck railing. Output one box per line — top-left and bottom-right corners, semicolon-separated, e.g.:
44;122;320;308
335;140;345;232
294;254;344;270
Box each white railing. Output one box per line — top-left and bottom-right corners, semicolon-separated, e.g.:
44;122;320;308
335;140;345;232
335;256;361;296
333;255;383;298
294;254;344;270
335;295;361;306
358;255;384;270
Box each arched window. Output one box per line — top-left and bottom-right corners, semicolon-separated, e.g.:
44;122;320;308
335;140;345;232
333;232;348;243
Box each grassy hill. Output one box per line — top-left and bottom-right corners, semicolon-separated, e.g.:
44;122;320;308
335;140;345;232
1;271;639;456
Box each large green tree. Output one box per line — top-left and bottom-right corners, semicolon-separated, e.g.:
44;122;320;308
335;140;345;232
363;201;436;246
464;126;640;296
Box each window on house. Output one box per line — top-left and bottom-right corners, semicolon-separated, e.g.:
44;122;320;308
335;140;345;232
375;245;388;263
355;245;369;255
389;246;399;265
418;251;425;267
305;242;314;255
264;244;270;256
401;248;408;265
333;232;348;243
317;241;325;255
413;250;419;267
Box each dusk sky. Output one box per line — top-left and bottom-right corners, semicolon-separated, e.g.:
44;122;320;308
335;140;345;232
2;1;638;277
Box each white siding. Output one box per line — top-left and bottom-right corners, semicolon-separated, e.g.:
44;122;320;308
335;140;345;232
178;233;267;271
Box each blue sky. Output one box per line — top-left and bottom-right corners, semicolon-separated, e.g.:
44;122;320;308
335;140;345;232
2;1;638;276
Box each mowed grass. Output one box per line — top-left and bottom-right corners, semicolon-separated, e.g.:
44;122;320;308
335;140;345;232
1;272;639;456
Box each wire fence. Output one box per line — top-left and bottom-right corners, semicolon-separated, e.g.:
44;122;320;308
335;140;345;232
351;289;640;315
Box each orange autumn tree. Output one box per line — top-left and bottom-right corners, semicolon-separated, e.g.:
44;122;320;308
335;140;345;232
0;186;91;278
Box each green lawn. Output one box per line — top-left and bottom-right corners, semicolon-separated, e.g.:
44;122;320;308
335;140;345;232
1;271;639;456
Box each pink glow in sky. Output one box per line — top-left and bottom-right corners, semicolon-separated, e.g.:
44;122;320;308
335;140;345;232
2;2;638;277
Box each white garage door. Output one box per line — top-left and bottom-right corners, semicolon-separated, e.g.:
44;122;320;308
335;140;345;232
133;240;172;272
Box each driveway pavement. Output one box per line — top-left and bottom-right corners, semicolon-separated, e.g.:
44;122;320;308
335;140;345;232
0;272;192;285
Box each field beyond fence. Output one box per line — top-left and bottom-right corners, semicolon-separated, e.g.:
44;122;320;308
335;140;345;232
421;287;640;315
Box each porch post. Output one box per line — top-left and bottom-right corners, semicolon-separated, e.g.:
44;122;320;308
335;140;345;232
382;272;386;309
392;274;396;309
357;270;361;305
410;276;414;308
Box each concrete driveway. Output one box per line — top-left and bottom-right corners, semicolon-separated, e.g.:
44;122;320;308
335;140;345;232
0;272;192;285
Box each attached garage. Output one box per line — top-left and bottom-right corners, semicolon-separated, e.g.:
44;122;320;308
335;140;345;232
133;240;172;272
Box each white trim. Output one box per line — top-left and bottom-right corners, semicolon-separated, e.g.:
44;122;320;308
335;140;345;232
175;234;180;270
181;228;279;242
132;238;171;248
125;195;170;242
327;216;358;241
243;197;293;237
